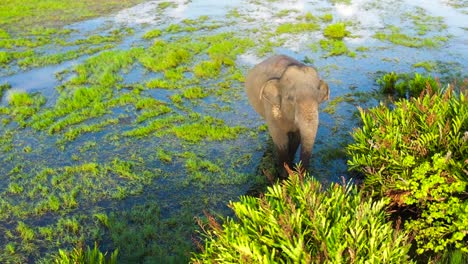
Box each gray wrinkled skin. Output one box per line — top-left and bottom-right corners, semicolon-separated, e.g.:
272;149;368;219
245;55;329;178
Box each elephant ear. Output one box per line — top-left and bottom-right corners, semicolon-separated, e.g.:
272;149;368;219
260;78;281;106
319;80;330;102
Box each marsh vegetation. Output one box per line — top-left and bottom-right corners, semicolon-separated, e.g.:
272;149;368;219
0;0;466;262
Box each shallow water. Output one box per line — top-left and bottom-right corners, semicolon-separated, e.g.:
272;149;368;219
0;0;467;262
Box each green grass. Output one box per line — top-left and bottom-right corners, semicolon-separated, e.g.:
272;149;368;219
142;29;162;39
413;61;437;71
320;13;333;22
5;90;46;127
323;22;350;39
171;115;246;143
276;22;320;34
0;0;145;32
193;60;222;78
374;26;448;48
319;22;354;57
0;51;11;65
182;87;209;99
319;39;355;57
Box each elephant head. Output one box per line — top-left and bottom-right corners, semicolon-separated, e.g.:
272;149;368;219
245;55;329;178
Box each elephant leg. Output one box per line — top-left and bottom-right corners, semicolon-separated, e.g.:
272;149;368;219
287;131;300;166
267;125;290;178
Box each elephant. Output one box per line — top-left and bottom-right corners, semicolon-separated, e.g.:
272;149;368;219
245;54;329;178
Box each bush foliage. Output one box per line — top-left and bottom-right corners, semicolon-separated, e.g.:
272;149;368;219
347;78;468;256
53;242;118;264
192;168;412;263
377;72;439;98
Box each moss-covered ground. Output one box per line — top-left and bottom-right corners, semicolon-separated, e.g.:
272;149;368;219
0;0;466;262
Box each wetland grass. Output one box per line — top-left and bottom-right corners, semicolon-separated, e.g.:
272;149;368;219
323;22;350;39
6;91;46;127
413;61;437;72
319;22;354;57
156;149;173;163
0;51;11;65
122;114;185;138
61;118;119;143
194;60;222;78
276;22;320;34
319;39;355;57
142;29;162;40
320;13;333;23
138;40;193;72
182;86;209;99
171;115;246;143
374;26;448;48
0;0;146;32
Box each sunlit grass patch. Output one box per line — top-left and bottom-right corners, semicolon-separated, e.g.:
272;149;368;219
1;27;132;71
69;48;141;87
180;151;251;186
204;33;255;62
158;1;178;10
123;114;186;137
146;78;179;89
142;29;162;39
276;22;320;34
72;28;133;45
5;90;46;127
374;26;448;48
17;44;114;69
320;13;333;22
135;100;172;123
156;149;173;163
0;51;11;65
275;9;298;18
60;118;119;143
1;159;158;225
413;61;437;72
319;39;355;57
182;86;209;99
406;7;447;35
323;22;350;39
138;40;194;72
0;0;145;32
171;115;246;142
194;60;222;78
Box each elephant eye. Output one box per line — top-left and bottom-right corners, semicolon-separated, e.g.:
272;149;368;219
287;95;294;101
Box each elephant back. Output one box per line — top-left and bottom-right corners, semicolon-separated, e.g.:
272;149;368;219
245;55;303;118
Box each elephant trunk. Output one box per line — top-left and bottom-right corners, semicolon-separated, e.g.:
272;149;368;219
296;102;319;170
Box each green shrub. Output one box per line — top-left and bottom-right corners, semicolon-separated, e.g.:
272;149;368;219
192;169;412;263
319;39;355;57
323;22;350;39
377;72;439;98
53;242;118;264
347;81;468;257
